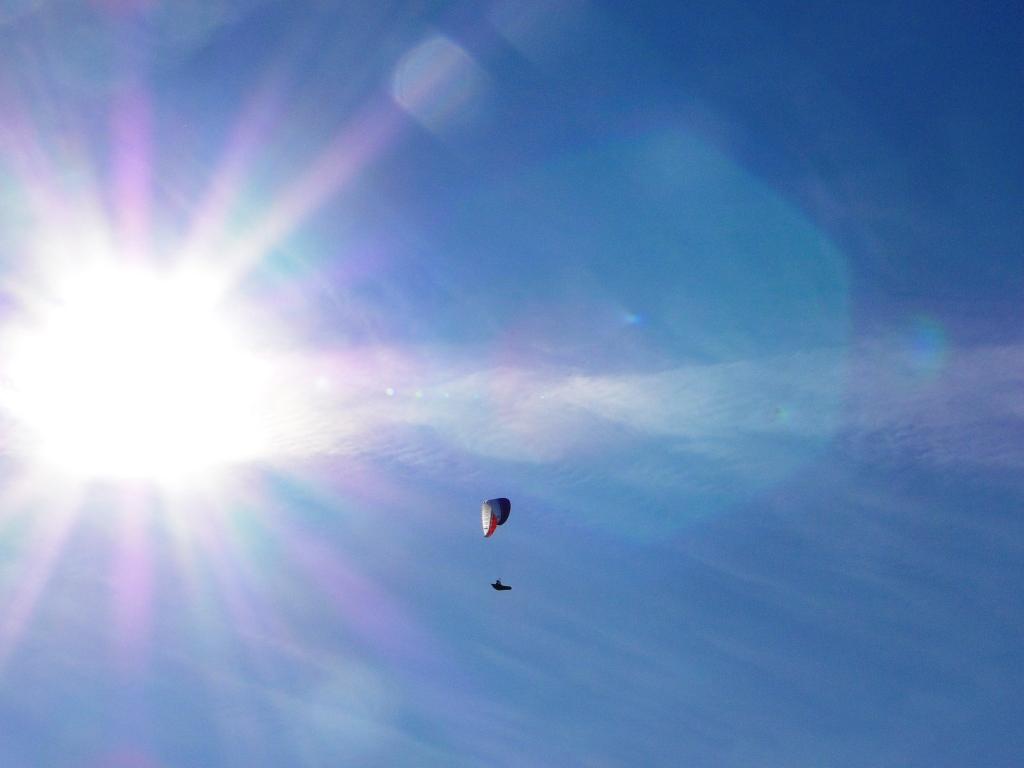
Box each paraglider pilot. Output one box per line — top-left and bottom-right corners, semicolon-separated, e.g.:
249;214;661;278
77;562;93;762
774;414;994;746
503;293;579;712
491;579;511;591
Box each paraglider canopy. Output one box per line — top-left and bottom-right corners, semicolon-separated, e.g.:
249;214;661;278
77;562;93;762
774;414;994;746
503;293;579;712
481;497;511;537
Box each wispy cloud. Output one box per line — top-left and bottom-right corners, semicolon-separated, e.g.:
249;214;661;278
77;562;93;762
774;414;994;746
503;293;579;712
255;333;1023;487
840;340;1024;469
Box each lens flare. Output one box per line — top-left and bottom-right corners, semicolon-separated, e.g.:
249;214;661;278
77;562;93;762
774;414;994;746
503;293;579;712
904;315;948;376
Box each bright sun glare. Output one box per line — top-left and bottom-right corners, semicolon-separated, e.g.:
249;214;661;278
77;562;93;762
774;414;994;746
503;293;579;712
3;265;272;482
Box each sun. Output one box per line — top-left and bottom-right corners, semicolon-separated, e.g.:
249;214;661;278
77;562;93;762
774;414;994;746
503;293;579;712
1;264;273;483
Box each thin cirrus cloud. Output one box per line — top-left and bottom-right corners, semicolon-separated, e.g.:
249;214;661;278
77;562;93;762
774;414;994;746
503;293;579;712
264;333;1022;485
840;339;1024;470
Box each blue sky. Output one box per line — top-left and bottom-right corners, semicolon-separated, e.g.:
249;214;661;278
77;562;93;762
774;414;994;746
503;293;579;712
0;1;1020;766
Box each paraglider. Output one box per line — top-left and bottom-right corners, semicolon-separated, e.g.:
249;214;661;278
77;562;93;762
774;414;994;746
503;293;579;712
482;497;512;590
481;497;510;537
